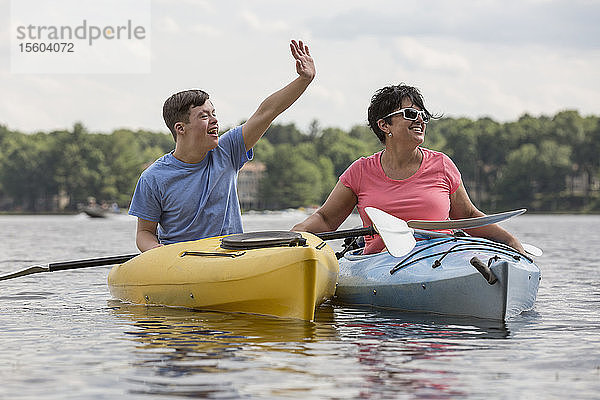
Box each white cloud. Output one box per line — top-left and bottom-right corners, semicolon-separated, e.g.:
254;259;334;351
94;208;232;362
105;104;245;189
307;0;600;49
154;0;215;12
189;23;222;37
158;16;181;34
393;37;471;73
239;10;289;34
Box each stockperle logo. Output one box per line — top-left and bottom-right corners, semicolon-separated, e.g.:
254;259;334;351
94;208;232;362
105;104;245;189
10;0;151;74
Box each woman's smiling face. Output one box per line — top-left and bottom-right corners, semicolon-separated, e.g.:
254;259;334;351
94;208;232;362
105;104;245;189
384;98;427;146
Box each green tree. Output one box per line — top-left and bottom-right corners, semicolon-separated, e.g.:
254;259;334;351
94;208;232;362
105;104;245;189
567;114;600;199
292;142;336;202
493;141;571;210
264;123;307;145
260;144;325;209
0;132;56;210
316;127;377;177
49;123;108;209
251;137;275;163
348;124;382;152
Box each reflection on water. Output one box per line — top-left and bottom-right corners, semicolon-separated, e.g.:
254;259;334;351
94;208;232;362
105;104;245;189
109;300;337;397
109;300;516;398
334;307;530;399
109;299;336;349
333;306;511;340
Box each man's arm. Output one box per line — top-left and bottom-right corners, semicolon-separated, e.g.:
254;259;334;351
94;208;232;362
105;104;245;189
242;40;315;151
135;218;164;252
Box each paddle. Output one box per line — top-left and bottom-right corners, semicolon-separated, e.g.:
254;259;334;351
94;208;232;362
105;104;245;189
361;207;417;257
407;208;527;230
0;216;415;282
0;254;139;282
0;208;542;282
365;206;543;257
522;243;543;257
0;224;397;282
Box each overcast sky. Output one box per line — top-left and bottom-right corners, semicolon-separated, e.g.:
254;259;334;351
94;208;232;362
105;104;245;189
1;0;599;135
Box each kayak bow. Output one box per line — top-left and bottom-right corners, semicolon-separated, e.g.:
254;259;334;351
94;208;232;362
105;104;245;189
108;231;338;321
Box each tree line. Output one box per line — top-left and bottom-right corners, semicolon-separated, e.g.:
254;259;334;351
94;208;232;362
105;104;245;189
1;109;599;213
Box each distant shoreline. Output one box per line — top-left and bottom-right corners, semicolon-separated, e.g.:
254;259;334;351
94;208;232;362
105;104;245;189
0;210;598;216
0;211;80;216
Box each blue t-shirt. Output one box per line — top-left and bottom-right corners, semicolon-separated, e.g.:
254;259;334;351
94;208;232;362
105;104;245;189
129;126;253;244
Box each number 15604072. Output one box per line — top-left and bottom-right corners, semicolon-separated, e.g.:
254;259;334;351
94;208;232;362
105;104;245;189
18;42;75;52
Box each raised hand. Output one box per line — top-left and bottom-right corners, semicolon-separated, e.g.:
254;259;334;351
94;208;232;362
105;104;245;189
290;40;315;81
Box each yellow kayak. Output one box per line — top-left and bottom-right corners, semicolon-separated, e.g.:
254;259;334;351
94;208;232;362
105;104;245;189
107;231;338;320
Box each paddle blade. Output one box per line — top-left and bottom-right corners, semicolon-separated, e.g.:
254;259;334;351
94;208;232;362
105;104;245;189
523;243;543;257
0;265;49;281
408;208;527;230
365;207;416;257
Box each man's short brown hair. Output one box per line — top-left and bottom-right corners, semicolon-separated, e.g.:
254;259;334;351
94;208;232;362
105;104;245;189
162;89;210;141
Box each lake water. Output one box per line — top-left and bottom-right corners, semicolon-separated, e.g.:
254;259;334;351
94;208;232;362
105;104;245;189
0;212;599;399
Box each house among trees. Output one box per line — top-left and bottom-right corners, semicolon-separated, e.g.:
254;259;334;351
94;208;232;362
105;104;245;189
237;161;266;211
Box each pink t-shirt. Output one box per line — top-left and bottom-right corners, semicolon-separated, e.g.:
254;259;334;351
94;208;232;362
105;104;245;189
340;148;462;254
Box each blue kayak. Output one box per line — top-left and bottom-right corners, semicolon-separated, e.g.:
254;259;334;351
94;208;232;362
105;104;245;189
335;236;541;320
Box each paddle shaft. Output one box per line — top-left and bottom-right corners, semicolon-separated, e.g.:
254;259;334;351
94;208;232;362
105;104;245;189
1;228;379;282
315;226;376;241
0;254;139;282
48;254;138;272
1;228;376;282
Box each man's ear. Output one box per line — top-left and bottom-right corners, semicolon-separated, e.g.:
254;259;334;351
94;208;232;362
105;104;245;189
175;122;185;134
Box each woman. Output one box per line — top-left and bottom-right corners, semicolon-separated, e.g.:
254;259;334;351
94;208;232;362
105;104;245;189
292;84;524;254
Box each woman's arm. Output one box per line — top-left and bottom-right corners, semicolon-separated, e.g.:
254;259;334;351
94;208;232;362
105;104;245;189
292;181;358;233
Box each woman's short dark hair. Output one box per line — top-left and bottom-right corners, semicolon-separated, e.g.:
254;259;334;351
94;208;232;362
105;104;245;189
367;84;431;144
163;89;210;141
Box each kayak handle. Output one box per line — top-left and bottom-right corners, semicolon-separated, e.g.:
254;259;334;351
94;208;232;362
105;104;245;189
180;251;246;258
470;257;498;285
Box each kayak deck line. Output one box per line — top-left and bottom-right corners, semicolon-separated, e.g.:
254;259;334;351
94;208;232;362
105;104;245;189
391;246;527;275
390;240;532;275
390;236;533;274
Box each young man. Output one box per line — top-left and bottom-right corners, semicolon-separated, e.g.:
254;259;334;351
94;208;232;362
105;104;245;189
129;40;315;252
